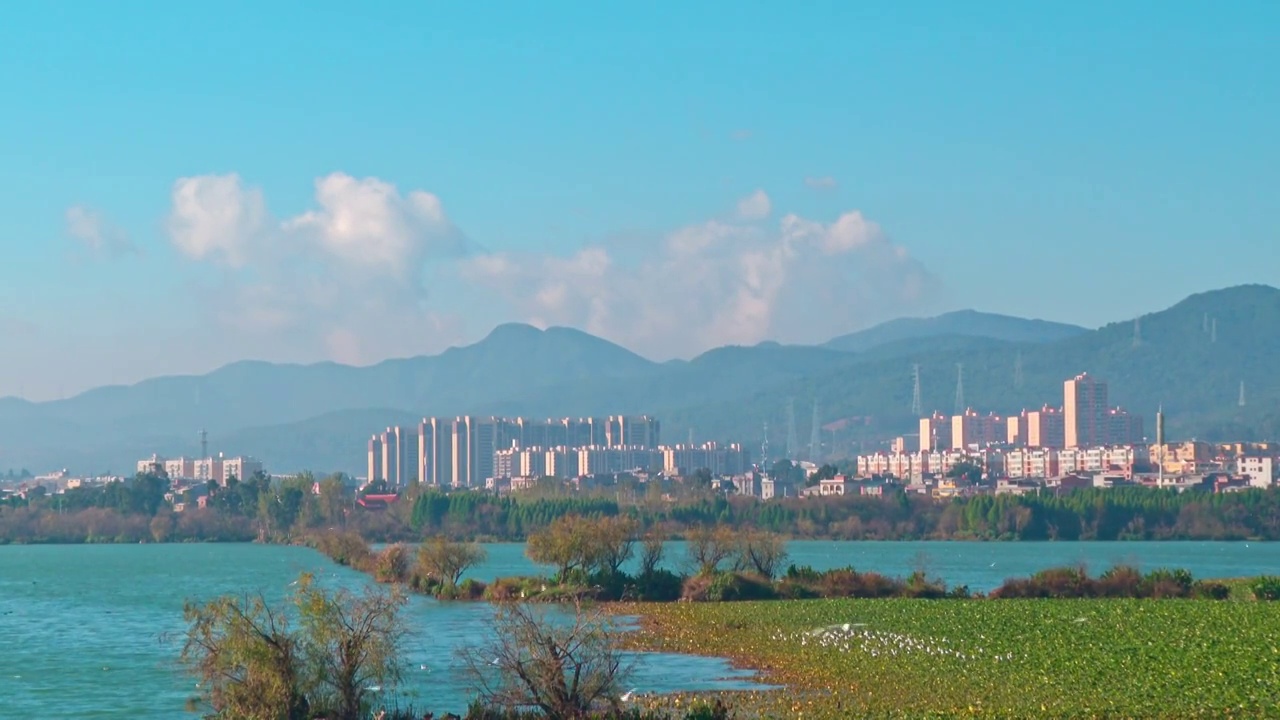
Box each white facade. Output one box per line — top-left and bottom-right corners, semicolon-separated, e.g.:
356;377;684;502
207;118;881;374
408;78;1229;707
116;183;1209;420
1238;457;1275;488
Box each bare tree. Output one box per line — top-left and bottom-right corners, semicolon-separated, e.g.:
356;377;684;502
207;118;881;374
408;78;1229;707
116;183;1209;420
416;535;488;586
461;600;633;720
734;530;789;579
686;525;737;575
638;531;665;576
592;516;638;575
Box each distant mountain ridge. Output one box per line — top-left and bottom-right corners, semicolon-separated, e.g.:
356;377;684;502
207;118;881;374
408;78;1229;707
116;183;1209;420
2;285;1278;476
823;309;1088;352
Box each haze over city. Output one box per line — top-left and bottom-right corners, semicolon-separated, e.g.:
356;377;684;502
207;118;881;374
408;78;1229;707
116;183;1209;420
1;3;1277;401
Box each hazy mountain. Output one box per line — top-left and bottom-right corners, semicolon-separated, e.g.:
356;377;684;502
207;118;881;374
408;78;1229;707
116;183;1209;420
824;309;1088;353
674;284;1280;449
3;286;1278;476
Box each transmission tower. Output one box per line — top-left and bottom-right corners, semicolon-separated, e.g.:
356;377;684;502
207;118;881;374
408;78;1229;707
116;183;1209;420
760;421;770;467
785;398;798;459
910;364;923;416
1239;381;1247;408
199;429;208;459
1132;317;1143;348
953;363;965;414
1013;352;1024;389
808;400;821;462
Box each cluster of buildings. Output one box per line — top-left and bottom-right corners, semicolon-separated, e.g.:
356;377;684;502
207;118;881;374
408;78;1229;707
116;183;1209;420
136;453;264;485
846;372;1278;493
493;441;752;480
367;415;753;488
918;373;1143;452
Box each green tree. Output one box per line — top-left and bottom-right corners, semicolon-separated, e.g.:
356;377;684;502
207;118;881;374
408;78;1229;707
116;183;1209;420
294;574;407;720
318;476;349;526
416;535;487;587
182;573;406;720
181;592;310;720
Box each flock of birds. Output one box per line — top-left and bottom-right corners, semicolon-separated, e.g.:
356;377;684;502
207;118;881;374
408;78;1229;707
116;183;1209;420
775;623;1016;663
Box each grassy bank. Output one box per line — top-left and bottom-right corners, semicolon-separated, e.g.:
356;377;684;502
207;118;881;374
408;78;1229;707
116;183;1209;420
613;598;1280;718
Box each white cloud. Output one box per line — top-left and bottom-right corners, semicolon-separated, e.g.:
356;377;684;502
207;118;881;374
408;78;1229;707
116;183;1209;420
65;205;136;257
164;172;468;365
463;206;938;357
284;172;456;278
154;170;937;370
805;176;838;190
167;174;267;268
735;189;772;220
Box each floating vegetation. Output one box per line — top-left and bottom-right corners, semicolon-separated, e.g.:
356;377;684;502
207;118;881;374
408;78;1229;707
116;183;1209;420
618;599;1280;718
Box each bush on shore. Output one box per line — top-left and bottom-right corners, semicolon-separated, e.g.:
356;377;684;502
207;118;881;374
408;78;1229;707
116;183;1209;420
990;564;1230;600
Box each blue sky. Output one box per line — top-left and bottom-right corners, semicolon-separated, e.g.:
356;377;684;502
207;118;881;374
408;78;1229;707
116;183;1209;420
0;1;1276;399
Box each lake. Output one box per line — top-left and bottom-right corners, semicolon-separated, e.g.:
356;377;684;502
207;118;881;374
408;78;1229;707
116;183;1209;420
1;540;1275;717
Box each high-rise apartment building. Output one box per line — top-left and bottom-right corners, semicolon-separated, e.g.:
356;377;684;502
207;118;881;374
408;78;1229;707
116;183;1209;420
1026;406;1066;448
605;415;661;449
919;413;949;452
1105;408;1144;446
368;435;383;483
1007;414;1026;446
1064;373;1108;448
950;410;1003;450
450;416;471;488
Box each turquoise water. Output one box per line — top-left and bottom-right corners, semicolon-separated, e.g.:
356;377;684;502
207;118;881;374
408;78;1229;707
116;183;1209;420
0;544;758;719
1;541;1276;718
464;539;1280;590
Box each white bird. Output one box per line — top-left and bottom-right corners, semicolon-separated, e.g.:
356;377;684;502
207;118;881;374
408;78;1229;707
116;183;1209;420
420;664;429;671
621;688;639;702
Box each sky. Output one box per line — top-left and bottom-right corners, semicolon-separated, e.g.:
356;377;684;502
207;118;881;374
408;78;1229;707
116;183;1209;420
0;1;1277;400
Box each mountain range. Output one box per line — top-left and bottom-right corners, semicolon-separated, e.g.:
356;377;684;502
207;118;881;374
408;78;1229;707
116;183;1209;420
3;285;1278;476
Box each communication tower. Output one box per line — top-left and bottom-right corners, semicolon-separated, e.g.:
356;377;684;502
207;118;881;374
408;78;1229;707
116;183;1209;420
1132;317;1142;348
199;429;208;459
953;363;965;414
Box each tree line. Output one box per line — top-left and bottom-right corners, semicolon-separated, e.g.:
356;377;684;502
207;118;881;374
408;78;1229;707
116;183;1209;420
5;471;1280;544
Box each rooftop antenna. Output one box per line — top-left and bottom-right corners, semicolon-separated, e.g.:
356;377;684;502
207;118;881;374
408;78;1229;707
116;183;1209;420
953;363;965;414
808;399;821;462
910;364;923;416
199;429;208;459
785;398;798;460
1132;317;1142;348
1239;381;1247;408
1013;352;1024;389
